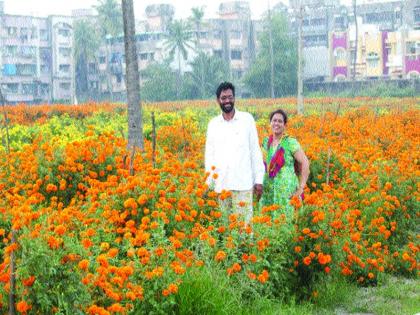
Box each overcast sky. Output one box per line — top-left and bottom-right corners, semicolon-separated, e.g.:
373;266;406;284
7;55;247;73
4;0;359;20
4;0;282;20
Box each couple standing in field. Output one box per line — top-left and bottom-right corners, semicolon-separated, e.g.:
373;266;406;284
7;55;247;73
205;82;310;224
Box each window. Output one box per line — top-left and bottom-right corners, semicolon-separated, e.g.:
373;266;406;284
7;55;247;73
22;83;35;95
30;27;37;39
59;82;71;90
40;29;48;41
334;48;346;66
59;64;70;73
366;52;379;67
213;30;222;39
149;52;155;61
199;31;208;39
2;83;19;94
7;27;18;37
414;6;420;22
139;53;148;60
40;48;51;63
20;46;36;58
58;29;70;37
88;63;97;73
213;50;223;58
406;42;416;55
20;27;29;41
232;70;243;79
41;65;50;74
59;47;71;57
17;64;36;76
230;30;241;40
311;18;325;26
99;56;106;64
40;84;49;96
231;50;242;60
3;46;18;57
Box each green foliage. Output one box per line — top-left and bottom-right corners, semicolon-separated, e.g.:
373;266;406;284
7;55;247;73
74;19;101;99
94;0;123;37
184;52;230;99
307;151;345;188
174;266;241;315
142;63;178;102
243;13;297;98
16;227;90;314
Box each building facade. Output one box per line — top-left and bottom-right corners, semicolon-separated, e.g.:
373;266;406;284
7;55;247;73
0;3;75;104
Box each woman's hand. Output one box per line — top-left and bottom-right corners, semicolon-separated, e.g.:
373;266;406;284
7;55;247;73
292;186;304;199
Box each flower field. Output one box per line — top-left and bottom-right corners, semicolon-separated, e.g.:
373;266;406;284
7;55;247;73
0;98;419;314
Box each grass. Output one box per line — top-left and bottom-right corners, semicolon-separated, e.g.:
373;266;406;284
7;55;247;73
174;268;419;315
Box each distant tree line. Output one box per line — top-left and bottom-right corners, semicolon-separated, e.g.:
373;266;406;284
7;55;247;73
74;0;298;102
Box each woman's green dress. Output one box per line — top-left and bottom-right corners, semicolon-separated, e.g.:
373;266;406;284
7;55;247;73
259;135;301;220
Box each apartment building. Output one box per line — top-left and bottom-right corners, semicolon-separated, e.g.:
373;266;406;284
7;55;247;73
94;1;257;98
0;2;74;104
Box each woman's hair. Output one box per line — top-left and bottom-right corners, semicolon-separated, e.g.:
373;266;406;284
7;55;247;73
269;109;288;124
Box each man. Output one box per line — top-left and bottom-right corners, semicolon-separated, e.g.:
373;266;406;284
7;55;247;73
205;81;265;224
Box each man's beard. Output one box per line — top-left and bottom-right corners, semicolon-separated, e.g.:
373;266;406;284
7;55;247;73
220;102;234;114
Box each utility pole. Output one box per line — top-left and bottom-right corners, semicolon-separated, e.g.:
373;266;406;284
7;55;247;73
297;1;304;115
268;0;275;98
352;0;358;82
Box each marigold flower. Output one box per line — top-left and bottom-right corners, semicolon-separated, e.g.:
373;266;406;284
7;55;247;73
78;259;89;271
215;250;226;262
303;256;311;266
16;300;31;312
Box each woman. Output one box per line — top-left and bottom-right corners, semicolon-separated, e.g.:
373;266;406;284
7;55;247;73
259;109;310;221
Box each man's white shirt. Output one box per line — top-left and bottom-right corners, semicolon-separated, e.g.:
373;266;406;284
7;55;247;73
205;110;265;193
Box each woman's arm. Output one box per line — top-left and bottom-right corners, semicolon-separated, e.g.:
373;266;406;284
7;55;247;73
292;149;310;197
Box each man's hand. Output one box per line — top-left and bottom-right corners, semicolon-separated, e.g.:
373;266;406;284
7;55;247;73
254;184;263;201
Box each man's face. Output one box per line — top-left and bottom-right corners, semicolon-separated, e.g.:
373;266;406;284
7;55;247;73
217;89;235;114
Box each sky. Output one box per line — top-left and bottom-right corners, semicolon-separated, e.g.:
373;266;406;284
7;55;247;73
4;0;360;20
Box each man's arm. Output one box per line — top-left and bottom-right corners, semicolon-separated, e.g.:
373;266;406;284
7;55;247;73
205;121;215;184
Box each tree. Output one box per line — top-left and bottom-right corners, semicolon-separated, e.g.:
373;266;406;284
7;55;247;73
190;7;205;47
190;7;206;98
243;13;297;98
141;63;177;102
95;0;123;37
122;0;143;151
73;19;100;101
163;20;194;99
186;52;229;99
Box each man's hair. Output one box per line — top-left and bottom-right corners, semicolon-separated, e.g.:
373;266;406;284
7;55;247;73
216;82;235;98
269;109;288;124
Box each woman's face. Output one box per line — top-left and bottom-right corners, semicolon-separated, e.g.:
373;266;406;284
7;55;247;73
270;113;286;136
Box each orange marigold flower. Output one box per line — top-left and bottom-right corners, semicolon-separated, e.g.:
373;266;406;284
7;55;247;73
54;225;66;236
78;259;89;271
16;300;31;313
22;275;36;287
168;283;178;294
303;256;312;266
215;250;226;262
302;228;310;235
294;246;302;253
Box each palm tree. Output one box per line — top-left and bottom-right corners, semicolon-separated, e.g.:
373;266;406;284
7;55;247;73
189;52;229;98
163;20;194;99
190;7;206;98
190;7;205;47
122;0;143;151
94;0;123;101
74;19;100;101
94;0;123;37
